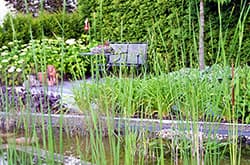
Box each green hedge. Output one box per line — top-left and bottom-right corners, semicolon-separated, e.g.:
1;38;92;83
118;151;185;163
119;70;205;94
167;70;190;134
77;0;250;71
0;12;86;47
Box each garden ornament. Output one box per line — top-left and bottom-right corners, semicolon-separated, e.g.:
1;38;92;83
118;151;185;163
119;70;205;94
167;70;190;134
47;65;57;86
37;72;47;84
84;18;90;32
90;41;114;54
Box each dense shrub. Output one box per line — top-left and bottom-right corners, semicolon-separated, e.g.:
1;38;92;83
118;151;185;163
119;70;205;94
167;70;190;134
0;38;97;86
0;12;85;47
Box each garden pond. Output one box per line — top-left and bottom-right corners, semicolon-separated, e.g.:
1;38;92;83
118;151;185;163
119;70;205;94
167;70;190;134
1;131;250;165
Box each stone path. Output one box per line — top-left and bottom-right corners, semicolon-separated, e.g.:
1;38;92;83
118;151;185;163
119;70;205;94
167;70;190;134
43;78;105;111
1;112;250;144
32;79;95;112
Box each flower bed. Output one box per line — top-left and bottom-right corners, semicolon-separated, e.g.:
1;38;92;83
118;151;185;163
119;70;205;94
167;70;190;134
0;86;69;114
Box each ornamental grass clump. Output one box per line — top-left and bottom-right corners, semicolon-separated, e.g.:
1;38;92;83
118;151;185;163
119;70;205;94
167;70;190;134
0;0;250;164
74;65;250;123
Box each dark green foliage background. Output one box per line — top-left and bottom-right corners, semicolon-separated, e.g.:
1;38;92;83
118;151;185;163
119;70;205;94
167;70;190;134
0;12;85;45
0;0;249;72
66;0;250;71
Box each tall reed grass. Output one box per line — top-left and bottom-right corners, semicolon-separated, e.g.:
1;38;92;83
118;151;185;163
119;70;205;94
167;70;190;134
0;0;249;165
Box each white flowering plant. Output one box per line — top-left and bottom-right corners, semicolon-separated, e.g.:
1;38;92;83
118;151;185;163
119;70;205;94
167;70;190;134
0;38;97;85
0;43;24;85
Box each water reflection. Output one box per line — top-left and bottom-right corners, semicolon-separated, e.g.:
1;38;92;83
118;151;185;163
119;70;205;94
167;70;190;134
1;131;250;165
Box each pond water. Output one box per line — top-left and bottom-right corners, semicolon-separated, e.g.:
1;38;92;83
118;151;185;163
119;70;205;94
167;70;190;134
49;134;250;165
1;132;250;165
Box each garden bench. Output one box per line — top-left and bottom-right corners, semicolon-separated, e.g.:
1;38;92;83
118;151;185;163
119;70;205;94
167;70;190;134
80;43;148;75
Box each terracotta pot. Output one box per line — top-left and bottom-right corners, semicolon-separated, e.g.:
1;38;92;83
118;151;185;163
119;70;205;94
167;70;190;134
37;72;47;84
47;80;55;86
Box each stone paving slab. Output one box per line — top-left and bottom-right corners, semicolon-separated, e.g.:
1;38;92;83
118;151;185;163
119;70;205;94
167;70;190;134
1;112;250;144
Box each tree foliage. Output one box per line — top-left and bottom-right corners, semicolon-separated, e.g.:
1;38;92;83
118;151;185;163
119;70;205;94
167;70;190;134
4;0;77;16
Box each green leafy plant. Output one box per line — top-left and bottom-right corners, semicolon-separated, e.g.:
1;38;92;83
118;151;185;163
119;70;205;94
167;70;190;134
74;65;250;123
0;38;97;85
